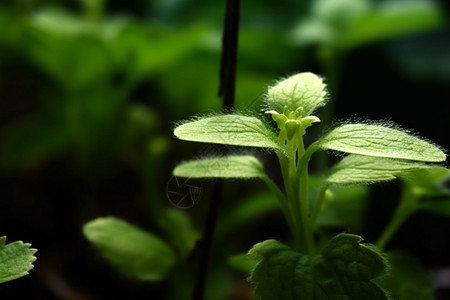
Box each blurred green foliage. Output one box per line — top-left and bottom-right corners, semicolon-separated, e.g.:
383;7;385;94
0;0;449;299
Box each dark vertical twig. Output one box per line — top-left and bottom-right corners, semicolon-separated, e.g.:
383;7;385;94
219;0;240;112
191;1;240;300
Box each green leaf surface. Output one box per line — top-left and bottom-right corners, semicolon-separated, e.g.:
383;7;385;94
228;253;259;273
83;217;175;281
267;72;327;115
376;251;433;300
174;155;266;179
249;233;389;300
319;124;446;162
327;155;432;184
174;115;280;149
0;236;37;284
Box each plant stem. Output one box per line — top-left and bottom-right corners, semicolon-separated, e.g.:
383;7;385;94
277;151;302;250
262;176;296;241
375;189;418;249
191;1;240;299
311;185;328;225
297;137;315;254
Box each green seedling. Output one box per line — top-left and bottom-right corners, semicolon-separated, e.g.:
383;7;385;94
173;72;447;299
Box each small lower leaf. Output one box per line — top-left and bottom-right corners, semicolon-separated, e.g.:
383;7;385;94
248;233;389;300
83;217;176;281
0;236;37;284
327;155;431;184
174;155;266;179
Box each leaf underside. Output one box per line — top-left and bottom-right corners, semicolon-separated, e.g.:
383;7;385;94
174;115;280;149
319;124;446;162
327;155;432;184
0;236;37;284
83;217;176;281
249;233;389;300
173;155;265;179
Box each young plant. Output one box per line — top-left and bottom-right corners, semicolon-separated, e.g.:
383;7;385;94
173;72;447;299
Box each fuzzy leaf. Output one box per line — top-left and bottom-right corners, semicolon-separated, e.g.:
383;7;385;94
249;233;388;300
327;155;431;184
267;72;327;115
174;155;266;179
83;217;175;281
319;124;446;162
174;115;280;149
0;236;37;284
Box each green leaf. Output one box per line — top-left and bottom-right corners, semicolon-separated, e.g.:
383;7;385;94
376;251;433;300
174;155;266;179
174;115;280;149
290;0;371;46
83;217;176;281
267;72;327;115
327;155;432;184
228;253;259;273
344;0;443;49
156;209;200;259
112;23;207;80
319;124;446;162
0;236;37;284
291;0;443;49
249;233;389;300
